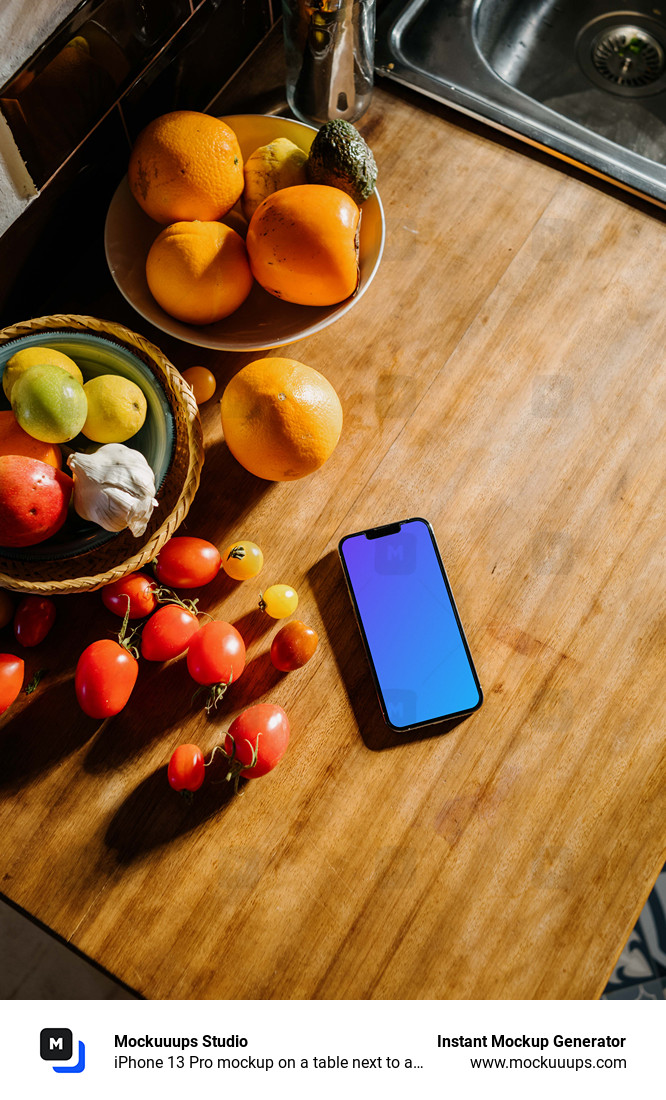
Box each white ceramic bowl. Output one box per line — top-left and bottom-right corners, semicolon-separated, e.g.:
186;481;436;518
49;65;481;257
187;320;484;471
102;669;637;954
104;114;385;351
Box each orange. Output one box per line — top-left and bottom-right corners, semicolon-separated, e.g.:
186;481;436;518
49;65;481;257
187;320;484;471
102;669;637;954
246;184;360;306
220;358;343;481
146;221;253;325
128;110;244;224
0;409;61;467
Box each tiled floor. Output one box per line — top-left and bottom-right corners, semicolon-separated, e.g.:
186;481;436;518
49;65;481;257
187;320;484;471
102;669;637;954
602;867;666;1000
0;899;136;999
1;869;664;999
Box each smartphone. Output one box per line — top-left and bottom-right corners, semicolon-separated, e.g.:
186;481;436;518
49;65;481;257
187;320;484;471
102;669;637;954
338;517;483;732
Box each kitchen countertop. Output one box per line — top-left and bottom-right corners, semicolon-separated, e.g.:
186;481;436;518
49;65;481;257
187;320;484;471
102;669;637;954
0;54;665;999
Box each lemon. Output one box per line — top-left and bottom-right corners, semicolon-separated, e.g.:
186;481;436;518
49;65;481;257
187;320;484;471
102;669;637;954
82;375;147;443
241;137;308;222
3;346;83;400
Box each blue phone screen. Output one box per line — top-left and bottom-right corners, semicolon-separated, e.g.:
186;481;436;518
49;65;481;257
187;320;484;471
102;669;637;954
340;519;481;729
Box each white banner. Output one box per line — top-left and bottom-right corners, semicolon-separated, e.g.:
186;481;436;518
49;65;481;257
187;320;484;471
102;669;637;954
2;998;662;1100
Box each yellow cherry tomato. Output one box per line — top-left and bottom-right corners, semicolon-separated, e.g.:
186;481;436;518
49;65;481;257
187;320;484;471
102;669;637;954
259;584;298;619
182;366;216;404
222;540;264;581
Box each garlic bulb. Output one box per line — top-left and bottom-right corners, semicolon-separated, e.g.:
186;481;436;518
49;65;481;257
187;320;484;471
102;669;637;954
68;443;158;537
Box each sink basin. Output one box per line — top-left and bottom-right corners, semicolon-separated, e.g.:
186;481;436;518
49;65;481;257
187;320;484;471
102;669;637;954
376;0;666;206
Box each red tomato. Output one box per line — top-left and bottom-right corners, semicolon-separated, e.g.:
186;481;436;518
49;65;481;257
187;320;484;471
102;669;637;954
187;620;246;686
13;596;56;647
155;537;221;589
0;590;13;630
187;620;246;711
168;743;206;791
0;653;24;715
225;704;290;778
141;604;199;661
102;572;157;619
270;620;318;671
75;639;138;719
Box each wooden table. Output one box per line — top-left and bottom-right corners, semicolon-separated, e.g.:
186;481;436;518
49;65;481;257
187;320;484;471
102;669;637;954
1;75;665;1000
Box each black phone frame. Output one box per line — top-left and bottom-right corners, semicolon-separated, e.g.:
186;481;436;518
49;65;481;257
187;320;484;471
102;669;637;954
338;517;483;732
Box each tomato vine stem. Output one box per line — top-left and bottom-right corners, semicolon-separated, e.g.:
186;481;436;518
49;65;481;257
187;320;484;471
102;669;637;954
151;585;199;614
192;671;233;714
117;597;140;659
24;669;46;694
205;734;260;793
226;545;246;561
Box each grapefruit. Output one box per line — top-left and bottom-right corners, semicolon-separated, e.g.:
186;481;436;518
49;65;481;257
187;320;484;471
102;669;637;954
0;455;73;547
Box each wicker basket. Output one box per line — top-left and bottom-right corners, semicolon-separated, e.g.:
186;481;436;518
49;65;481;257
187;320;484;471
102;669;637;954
0;314;204;595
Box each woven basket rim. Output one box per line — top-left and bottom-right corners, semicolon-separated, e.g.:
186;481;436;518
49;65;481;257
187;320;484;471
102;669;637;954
0;314;204;594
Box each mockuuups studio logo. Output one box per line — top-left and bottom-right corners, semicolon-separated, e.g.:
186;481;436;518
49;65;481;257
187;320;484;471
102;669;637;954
40;1028;86;1073
374;531;416;575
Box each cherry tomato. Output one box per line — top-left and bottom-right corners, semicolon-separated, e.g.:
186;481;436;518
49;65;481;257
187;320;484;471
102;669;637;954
182;366;216;404
75;639;138;719
155;537;221;589
102;572;157;619
259;584;298;619
13;596;56;647
187;620;246;687
270;620;318;671
168;743;205;792
225;704;290;778
0;590;13;630
141;604;199;662
222;539;263;581
0;653;24;715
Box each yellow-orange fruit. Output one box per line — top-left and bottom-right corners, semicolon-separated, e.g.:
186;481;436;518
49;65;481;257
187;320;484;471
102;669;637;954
182;366;216;404
128;110;244;224
0;409;61;467
146;221;253;325
246;184;360;306
220;357;343;481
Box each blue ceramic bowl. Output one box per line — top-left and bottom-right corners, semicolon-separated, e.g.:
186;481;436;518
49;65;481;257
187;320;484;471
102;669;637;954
0;328;176;561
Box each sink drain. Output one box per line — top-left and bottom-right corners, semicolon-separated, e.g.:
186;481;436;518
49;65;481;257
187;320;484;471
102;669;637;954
593;25;664;86
577;12;666;97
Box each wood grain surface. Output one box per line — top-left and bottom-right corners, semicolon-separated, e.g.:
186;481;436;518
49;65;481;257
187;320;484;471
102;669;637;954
1;81;665;1000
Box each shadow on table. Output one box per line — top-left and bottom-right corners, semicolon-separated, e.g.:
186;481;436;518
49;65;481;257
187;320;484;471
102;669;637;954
83;658;197;774
223;646;285;710
105;758;243;864
179;435;272;548
0;677;100;789
307;550;469;751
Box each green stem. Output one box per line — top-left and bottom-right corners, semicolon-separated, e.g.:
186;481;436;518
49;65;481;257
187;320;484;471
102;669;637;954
204;733;261;794
151;585;199;615
192;668;235;714
117;595;140;659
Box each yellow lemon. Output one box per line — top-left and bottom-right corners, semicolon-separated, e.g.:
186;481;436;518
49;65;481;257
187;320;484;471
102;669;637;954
3;346;83;400
82;375;147;443
242;137;308;222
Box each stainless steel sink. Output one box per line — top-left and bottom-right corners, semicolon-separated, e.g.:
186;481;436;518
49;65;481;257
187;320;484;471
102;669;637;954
376;0;666;206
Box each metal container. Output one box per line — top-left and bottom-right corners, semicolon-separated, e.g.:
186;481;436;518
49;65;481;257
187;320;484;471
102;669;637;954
282;0;375;127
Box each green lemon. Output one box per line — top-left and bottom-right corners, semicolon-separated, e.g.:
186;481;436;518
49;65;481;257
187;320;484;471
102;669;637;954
3;345;83;400
82;375;147;443
11;364;88;443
